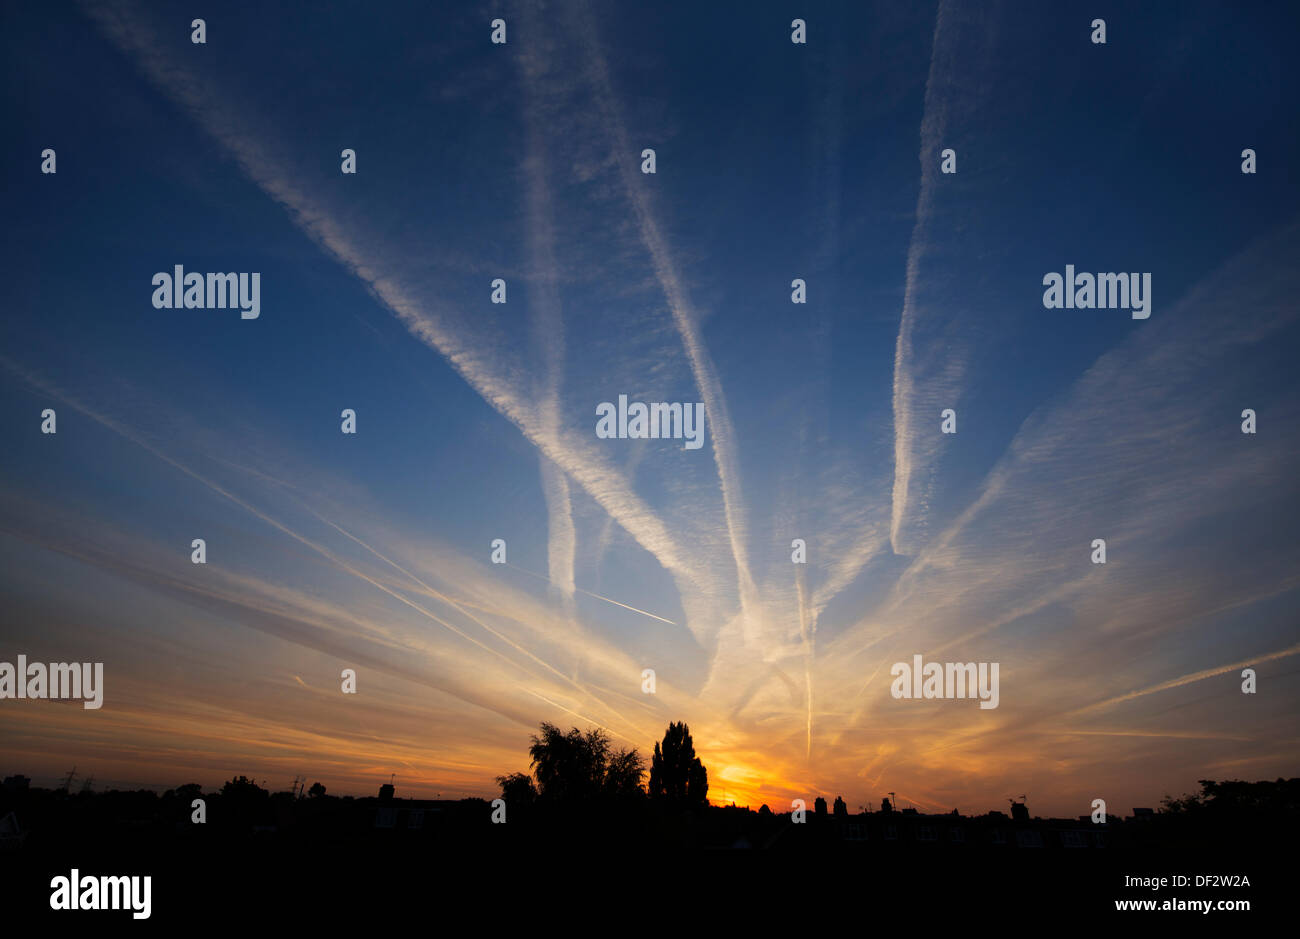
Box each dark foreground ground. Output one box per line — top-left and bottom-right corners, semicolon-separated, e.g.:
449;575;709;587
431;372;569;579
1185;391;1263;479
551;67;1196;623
0;785;1291;925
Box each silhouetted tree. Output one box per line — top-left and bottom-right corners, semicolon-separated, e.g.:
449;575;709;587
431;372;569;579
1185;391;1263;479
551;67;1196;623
881;797;893;813
833;796;847;817
1162;777;1300;816
814;796;827;816
1160;791;1200;814
308;782;326;798
647;721;708;806
496;772;538;806
603;748;646;799
526;722;644;802
218;775;270;826
758;804;772;816
220;775;267;799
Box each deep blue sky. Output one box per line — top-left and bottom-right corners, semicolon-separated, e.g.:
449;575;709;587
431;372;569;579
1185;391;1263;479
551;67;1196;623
1;0;1298;813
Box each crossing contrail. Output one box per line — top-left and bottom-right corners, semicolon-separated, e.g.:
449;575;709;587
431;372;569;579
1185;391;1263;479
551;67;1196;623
507;563;677;626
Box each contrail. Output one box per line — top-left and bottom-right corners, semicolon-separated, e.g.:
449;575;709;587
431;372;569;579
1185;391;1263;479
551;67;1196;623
0;353;653;742
506;562;676;626
890;0;991;557
571;0;759;627
523;688;642;747
80;0;708;611
796;563;814;762
1057;730;1252;742
889;0;949;556
1067;642;1300;717
300;506;651;739
516;9;577;611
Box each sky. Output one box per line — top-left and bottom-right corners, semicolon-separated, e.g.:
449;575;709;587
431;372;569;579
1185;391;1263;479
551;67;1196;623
1;0;1298;817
